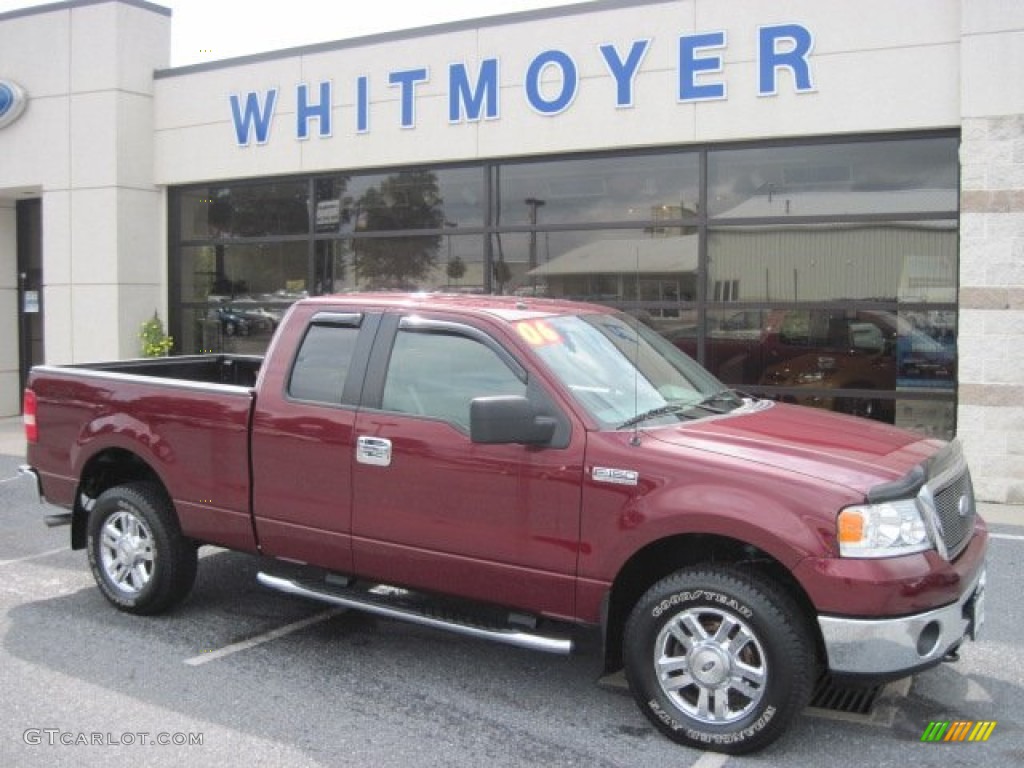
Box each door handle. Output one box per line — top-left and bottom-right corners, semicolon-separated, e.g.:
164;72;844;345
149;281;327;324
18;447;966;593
356;436;392;467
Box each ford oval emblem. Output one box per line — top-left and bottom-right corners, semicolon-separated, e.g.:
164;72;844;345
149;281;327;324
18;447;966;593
0;79;28;129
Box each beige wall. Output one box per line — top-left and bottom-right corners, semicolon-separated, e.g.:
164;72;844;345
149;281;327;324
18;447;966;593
956;1;1024;502
0;0;171;418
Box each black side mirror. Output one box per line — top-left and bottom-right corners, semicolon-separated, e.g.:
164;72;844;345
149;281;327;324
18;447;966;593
470;396;557;445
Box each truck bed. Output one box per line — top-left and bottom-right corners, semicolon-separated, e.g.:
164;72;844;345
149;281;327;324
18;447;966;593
26;354;260;552
59;354;263;388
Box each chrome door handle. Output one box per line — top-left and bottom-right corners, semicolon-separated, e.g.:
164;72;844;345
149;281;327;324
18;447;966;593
356;436;392;467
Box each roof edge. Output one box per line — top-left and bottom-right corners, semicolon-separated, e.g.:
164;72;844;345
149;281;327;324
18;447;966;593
154;0;666;79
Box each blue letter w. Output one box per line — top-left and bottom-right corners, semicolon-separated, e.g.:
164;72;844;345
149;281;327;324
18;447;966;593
230;89;278;146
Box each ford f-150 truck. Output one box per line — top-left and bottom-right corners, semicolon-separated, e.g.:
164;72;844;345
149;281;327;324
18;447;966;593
21;293;987;754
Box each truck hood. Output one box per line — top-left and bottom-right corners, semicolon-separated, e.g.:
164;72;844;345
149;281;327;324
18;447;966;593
647;401;944;494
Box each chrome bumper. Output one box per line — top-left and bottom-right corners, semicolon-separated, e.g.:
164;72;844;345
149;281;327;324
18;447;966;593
18;465;71;527
818;566;986;677
17;465;43;499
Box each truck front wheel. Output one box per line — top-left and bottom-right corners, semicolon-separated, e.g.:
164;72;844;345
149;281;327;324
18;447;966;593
623;566;815;754
86;482;197;615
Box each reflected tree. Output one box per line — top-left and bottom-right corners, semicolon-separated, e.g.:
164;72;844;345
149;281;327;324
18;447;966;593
353;171;443;289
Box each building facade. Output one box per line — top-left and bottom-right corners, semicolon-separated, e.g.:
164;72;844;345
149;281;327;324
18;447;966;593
1;0;1022;502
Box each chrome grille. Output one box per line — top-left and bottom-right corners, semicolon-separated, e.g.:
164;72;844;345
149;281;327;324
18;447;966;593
932;470;975;559
920;441;976;561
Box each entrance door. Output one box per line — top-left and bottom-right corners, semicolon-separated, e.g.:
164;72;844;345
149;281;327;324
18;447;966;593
16;199;44;397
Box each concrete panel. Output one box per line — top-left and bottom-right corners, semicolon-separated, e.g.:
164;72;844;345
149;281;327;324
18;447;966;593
70;92;119;189
69;2;118;94
0;371;19;418
70;189;118;285
962;0;1024;35
117;92;158;190
0;97;70;190
0;202;14;290
41;190;71;287
116;188;165;286
70;284;121;363
155;122;305;186
0;286;16;371
42;284;72;365
0;8;71;98
115;2;170;94
961;30;1024;117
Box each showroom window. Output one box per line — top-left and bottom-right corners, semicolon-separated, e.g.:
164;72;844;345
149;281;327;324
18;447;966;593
169;132;959;436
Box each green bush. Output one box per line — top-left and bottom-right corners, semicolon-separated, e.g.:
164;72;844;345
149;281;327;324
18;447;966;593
140;311;173;357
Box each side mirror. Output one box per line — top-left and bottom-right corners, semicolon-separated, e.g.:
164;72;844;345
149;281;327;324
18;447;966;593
470;396;557;445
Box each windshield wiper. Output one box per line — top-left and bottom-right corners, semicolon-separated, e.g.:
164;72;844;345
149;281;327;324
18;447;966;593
617;402;705;430
697;389;753;411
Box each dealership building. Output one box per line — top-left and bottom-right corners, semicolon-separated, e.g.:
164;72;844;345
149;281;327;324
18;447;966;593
0;0;1021;502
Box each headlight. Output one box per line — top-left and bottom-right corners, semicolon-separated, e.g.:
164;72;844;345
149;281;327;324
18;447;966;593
837;499;932;558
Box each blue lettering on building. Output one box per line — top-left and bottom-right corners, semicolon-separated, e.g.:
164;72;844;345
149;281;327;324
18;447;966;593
678;31;726;102
230;89;277;145
356;76;369;133
388;68;429;128
525;50;578;115
449;59;500;122
758;23;815;95
599;40;650;108
228;22;816;147
297;81;332;139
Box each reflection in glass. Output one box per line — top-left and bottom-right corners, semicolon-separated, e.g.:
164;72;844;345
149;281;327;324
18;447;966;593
510;230;698;309
708;137;959;218
315;167;484;234
688;307;956;426
325;235;485;293
179;181;309;239
708;222;957;303
498;153;699;226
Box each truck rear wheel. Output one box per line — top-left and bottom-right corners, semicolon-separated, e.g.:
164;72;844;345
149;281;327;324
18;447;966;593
86;482;197;615
623;566;815;754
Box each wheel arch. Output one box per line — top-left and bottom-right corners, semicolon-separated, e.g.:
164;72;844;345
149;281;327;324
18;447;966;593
601;533;823;676
71;448;170;550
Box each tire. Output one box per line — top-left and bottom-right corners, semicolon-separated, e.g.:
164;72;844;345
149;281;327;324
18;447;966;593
623;566;815;754
86;482;197;615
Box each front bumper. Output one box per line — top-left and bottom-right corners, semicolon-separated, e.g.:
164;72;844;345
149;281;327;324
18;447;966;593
818;564;986;678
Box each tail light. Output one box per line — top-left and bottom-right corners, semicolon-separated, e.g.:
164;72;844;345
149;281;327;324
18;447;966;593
23;389;38;443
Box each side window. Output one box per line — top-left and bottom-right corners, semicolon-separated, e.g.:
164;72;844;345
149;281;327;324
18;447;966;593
381;330;526;429
288;324;360;404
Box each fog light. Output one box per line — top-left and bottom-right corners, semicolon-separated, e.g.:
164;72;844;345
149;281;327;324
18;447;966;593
917;620;941;657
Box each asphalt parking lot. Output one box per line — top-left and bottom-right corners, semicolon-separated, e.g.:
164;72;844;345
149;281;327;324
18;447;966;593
2;431;1023;767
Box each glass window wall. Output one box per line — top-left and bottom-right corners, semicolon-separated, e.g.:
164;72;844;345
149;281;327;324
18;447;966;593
169;134;960;437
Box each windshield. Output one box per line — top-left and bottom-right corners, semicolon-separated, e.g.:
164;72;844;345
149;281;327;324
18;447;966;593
516;312;742;429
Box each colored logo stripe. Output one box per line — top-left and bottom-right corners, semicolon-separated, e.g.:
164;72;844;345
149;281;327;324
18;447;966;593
920;720;996;742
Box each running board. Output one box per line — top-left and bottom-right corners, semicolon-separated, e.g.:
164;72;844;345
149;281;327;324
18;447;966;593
256;572;574;655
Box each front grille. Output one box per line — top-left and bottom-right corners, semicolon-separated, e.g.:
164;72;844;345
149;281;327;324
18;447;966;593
932;470;975;559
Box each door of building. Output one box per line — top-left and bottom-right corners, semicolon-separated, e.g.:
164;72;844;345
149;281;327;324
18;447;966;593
16;199;43;399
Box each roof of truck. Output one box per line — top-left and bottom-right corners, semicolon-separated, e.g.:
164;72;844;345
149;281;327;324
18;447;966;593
297;292;615;322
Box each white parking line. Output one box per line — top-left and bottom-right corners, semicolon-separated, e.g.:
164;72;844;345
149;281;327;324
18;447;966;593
184;607;344;666
0;474;25;484
990;533;1024;542
0;547;67;566
691;752;729;768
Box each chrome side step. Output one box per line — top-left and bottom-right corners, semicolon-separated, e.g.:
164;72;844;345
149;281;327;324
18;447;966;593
257;571;573;655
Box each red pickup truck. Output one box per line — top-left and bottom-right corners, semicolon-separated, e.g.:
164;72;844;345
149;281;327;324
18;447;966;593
21;294;987;754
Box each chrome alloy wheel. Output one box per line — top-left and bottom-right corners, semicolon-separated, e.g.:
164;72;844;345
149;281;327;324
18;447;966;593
99;509;156;594
654;606;768;724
